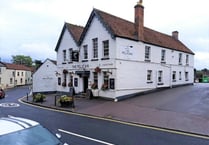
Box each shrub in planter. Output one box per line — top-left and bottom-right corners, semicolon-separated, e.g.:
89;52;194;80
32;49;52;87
33;93;46;102
91;83;97;89
101;83;108;90
68;82;73;87
62;82;66;87
57;95;73;107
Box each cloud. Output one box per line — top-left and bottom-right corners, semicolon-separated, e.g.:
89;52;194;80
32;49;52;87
18;42;56;61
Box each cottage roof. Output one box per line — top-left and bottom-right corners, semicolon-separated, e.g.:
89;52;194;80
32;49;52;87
79;8;194;54
55;23;84;51
4;63;33;71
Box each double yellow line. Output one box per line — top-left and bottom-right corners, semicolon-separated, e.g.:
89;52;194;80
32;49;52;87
19;97;209;140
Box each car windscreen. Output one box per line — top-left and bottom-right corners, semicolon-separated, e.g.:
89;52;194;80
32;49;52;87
0;125;62;145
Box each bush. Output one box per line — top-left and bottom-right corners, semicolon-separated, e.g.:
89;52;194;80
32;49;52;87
33;93;46;102
57;95;73;107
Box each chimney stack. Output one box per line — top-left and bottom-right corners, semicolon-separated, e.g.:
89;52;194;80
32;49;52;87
172;31;179;40
134;0;144;41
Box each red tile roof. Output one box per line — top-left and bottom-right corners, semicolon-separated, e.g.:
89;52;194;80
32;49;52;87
56;8;194;55
94;9;194;54
66;23;84;43
55;23;84;51
5;63;33;71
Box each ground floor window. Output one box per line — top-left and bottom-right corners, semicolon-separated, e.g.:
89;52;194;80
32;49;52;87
62;74;67;87
10;78;13;84
102;72;109;90
68;75;73;87
185;72;189;81
158;71;163;84
172;71;176;82
179;71;182;80
74;78;78;87
58;77;61;85
147;70;152;83
91;72;98;89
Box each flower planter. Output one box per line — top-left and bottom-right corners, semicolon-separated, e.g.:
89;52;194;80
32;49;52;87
60;101;73;107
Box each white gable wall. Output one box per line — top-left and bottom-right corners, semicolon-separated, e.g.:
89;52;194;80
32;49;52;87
32;60;57;93
57;29;78;66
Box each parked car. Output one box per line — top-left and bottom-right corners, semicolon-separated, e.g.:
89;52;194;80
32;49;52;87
0;116;68;145
0;88;5;99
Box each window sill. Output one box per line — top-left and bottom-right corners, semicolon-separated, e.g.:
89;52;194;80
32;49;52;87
145;59;151;62
62;62;67;64
157;83;164;85
68;61;73;64
91;59;98;61
161;61;166;64
82;60;88;62
147;81;153;84
101;57;109;60
172;80;176;82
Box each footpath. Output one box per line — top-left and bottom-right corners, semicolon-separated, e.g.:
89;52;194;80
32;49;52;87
21;92;209;137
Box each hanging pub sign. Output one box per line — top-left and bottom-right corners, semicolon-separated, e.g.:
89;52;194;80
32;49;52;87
72;51;79;62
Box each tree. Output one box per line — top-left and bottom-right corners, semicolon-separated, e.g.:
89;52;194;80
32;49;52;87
11;55;33;67
34;60;42;69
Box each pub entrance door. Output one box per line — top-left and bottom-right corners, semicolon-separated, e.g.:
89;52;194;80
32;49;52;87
83;76;88;93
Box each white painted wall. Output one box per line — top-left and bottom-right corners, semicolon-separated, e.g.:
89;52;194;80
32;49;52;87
32;59;57;93
55;16;194;99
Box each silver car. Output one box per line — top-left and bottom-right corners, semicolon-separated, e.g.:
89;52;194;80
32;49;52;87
0;116;68;145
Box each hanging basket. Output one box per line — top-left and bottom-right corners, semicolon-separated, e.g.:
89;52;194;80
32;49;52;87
63;69;68;74
95;67;101;73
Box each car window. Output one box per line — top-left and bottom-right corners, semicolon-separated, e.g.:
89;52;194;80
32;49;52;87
0;125;62;145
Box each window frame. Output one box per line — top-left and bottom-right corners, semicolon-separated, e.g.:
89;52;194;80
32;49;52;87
63;50;67;62
103;40;109;59
161;49;166;63
83;45;88;60
68;48;73;62
147;70;153;83
172;71;176;82
186;54;189;65
92;38;98;59
145;46;151;62
179;53;182;65
158;70;163;84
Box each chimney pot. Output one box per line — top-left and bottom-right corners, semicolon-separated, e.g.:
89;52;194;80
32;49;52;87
172;31;179;40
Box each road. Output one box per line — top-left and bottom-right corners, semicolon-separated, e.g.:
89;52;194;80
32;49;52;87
1;86;209;145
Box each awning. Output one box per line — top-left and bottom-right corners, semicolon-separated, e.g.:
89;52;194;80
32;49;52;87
75;71;90;77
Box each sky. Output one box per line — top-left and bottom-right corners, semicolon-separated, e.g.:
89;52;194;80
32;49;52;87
0;0;208;70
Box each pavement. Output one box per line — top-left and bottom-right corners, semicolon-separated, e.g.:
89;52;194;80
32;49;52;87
21;83;209;137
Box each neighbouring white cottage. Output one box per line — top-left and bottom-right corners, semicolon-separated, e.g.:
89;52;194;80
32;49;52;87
0;62;33;89
55;0;194;101
32;59;57;93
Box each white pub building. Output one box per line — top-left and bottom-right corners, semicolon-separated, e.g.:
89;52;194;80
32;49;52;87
55;0;194;101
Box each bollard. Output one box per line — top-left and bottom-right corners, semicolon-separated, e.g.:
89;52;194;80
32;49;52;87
27;93;28;101
54;95;57;106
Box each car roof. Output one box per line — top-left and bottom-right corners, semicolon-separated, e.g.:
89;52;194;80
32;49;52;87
0;116;39;135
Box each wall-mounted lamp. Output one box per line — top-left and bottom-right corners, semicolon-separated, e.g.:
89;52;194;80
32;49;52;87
55;71;61;77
